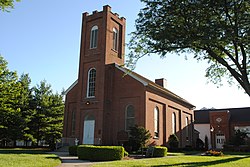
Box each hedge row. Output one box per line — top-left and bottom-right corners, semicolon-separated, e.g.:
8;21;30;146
77;145;124;161
68;145;78;156
152;146;168;157
145;146;168;157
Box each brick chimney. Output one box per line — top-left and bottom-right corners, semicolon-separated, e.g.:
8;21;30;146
155;78;167;89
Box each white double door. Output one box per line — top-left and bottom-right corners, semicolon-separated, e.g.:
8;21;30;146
215;134;225;149
83;120;95;144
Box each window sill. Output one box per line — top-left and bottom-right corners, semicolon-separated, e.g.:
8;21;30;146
86;96;95;99
111;48;118;53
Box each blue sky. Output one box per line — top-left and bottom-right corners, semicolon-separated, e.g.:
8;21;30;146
0;0;249;109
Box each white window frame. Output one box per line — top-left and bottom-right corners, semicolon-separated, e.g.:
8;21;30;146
154;107;159;138
112;28;118;51
90;25;98;49
86;68;96;98
172;112;176;134
185;117;189;140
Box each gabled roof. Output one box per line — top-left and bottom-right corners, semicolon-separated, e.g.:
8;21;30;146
64;63;195;109
115;64;195;109
63;80;78;95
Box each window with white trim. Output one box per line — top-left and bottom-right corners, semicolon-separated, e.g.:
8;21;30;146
154;107;159;138
172;112;176;134
112;28;118;51
90;26;98;49
87;68;96;98
185;117;189;140
125;105;135;131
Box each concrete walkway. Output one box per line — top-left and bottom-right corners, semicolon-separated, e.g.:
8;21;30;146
50;151;97;167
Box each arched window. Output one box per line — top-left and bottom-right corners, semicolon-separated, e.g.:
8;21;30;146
185;117;189;140
172;112;176;134
90;25;98;48
87;68;96;97
71;110;76;136
154;107;159;138
112;28;118;51
125;105;135;131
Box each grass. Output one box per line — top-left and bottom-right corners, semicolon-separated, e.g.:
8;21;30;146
93;152;250;167
0;148;61;167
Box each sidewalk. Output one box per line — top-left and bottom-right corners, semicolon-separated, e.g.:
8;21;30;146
50;151;97;167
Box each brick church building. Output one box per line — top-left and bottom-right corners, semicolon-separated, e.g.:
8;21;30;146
63;5;195;148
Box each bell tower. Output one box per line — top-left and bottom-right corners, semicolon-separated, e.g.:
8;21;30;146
76;5;126;144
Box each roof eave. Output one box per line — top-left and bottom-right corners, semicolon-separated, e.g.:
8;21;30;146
63;80;78;95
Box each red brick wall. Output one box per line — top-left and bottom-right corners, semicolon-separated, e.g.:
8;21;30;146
63;6;194;147
145;90;194;147
209;111;230;147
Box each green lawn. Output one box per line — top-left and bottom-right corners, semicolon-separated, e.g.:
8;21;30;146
93;153;250;167
0;148;61;167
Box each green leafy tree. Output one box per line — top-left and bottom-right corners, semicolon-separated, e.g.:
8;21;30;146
168;134;179;150
29;80;64;149
129;125;151;151
17;74;34;144
44;93;64;150
230;129;248;146
0;55;23;146
205;135;209;150
128;0;250;96
0;0;21;11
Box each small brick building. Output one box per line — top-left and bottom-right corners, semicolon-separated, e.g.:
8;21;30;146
63;5;195;148
194;107;250;149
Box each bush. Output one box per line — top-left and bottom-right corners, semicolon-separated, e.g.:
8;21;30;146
168;134;179;151
204;150;224;156
77;145;124;161
124;150;129;157
204;135;209;150
128;125;151;152
152;146;168;157
229;130;248;146
196;138;204;150
68;145;78;156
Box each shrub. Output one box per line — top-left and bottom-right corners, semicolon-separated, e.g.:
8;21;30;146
77;145;124;161
168;134;179;151
68;145;78;156
128;125;151;152
204;150;224;156
124;150;129;157
229;130;248;146
196;138;204;150
204;135;209;150
152;146;168;157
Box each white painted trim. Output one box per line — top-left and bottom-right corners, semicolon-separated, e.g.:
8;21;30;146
115;64;148;86
63;80;78;95
86;68;96;98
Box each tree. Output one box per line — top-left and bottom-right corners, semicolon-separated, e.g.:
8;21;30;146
230;129;248;146
44;93;64;150
0;0;21;11
168;134;179;150
0;55;63;148
128;125;151;151
204;135;209;150
29;81;52;146
128;0;250;96
29;80;64;149
17;74;34;145
0;55;23;146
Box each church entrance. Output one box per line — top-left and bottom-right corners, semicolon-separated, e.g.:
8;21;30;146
215;133;225;149
83;115;95;144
